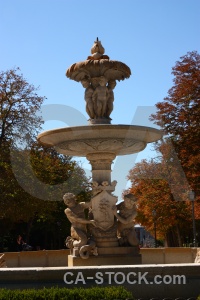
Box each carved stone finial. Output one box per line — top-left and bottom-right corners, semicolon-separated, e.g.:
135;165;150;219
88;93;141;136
90;38;105;56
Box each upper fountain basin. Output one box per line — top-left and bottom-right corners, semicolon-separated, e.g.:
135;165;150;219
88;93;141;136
37;124;163;157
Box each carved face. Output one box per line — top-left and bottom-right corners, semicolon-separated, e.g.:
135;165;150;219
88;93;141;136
124;197;137;209
108;81;116;89
81;80;90;88
99;77;107;86
63;195;76;207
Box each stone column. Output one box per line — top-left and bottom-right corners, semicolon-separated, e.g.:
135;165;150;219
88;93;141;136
86;152;118;248
86;152;116;185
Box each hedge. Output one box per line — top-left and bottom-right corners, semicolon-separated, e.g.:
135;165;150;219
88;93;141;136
0;286;134;299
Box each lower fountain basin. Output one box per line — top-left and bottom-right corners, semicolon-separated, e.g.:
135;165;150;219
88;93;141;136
37;124;163;156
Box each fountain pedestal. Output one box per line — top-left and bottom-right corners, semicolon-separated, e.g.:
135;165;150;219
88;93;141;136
68;247;141;266
86;152;115;185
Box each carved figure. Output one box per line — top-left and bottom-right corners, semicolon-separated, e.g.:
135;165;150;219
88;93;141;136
105;80;116;118
63;193;95;250
81;79;95;119
92;76;108;118
113;193;139;246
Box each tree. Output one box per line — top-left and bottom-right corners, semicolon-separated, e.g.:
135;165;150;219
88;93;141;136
1;144;91;250
0;67;45;147
0;67;91;250
127;156;192;246
0;67;46;228
126;51;200;246
151;51;200;197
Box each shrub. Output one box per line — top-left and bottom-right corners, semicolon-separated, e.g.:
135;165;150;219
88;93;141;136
0;286;134;299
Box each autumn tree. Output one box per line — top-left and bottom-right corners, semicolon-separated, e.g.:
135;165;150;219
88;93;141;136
127;51;200;246
151;51;200;197
127;157;192;246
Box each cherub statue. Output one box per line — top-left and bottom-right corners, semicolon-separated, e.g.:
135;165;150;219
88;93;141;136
113;193;139;246
92;76;108;118
81;79;95;119
63;193;95;250
105;80;116;118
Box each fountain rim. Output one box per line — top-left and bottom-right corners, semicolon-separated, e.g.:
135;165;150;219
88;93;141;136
37;124;163;154
38;123;162;139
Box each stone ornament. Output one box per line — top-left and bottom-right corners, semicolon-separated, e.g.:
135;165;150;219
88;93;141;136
87;38;109;60
91;180;117;195
66;38;131;124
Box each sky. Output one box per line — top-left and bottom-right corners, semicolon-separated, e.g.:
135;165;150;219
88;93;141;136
1;0;200;200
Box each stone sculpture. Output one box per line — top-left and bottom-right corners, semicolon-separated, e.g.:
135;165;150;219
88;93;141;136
81;79;95;119
92;76;108;118
105;80;116;118
81;76;116;120
66;38;131;124
113;193;139;247
63;193;97;257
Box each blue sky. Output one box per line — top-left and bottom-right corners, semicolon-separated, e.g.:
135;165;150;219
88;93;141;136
1;0;200;199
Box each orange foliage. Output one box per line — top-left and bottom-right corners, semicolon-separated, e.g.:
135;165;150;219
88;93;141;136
127;51;200;245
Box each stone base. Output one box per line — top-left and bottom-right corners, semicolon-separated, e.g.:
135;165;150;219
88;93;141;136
88;118;111;125
1;264;200;298
68;246;141;266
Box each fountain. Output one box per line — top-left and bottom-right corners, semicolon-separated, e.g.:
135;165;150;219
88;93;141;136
37;38;162;266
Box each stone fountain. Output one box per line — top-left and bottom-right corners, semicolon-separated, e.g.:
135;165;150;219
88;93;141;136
38;38;162;266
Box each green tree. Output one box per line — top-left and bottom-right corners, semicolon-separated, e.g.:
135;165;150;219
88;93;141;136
0;67;44;147
0;68;91;250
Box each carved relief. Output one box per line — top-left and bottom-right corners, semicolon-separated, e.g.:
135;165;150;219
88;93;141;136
89;221;118;239
57;139;146;155
91;190;117;231
92;180;117;195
